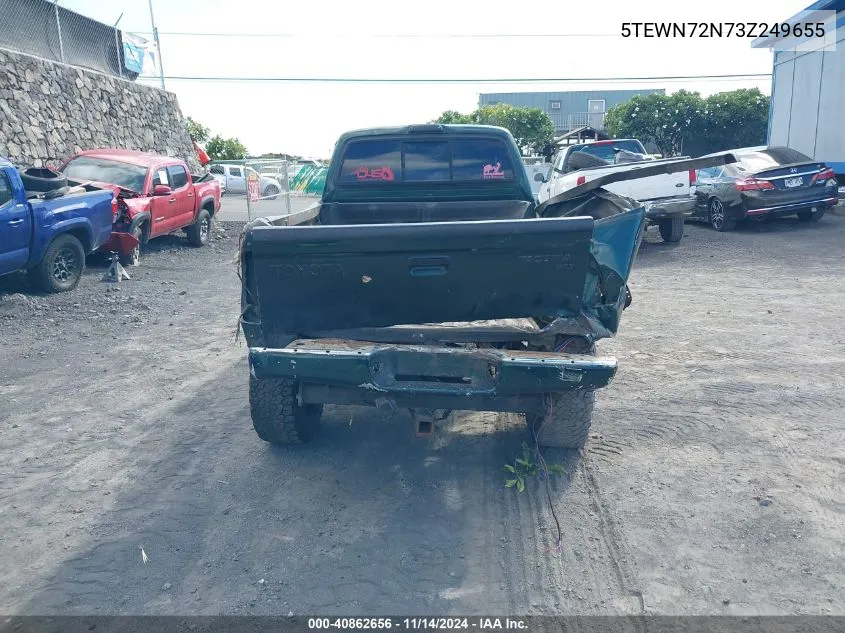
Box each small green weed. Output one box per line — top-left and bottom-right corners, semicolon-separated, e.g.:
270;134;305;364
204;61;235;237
504;442;565;492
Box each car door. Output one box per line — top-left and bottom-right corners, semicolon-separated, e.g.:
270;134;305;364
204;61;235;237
226;166;245;193
0;168;31;275
693;167;719;219
167;164;194;228
149;166;178;235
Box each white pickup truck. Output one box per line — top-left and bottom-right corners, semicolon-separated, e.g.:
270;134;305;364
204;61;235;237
536;139;696;242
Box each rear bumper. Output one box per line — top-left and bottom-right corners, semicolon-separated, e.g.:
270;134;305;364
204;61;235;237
744;196;838;218
249;340;617;397
644;196;695;221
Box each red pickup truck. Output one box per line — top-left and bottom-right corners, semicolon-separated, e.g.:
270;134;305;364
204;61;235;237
60;149;222;263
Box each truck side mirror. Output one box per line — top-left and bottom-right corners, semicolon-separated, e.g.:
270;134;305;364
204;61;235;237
153;184;172;196
534;172;546;183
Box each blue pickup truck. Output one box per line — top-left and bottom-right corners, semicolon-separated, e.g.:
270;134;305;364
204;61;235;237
0;156;115;292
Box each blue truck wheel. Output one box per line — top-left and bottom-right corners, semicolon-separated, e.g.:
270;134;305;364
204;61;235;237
31;234;85;293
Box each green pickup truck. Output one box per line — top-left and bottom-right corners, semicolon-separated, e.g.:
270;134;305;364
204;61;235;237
238;124;735;448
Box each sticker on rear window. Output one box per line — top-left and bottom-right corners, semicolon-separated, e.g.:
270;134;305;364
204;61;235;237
482;162;505;179
352;166;395;181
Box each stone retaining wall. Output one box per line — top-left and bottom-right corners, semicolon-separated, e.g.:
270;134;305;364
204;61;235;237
0;48;198;171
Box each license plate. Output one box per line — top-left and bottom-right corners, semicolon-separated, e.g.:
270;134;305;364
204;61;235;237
785;177;803;188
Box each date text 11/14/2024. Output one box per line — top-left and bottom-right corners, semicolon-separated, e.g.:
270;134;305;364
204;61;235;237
308;618;528;630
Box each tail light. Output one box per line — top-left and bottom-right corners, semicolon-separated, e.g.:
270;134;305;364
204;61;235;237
810;168;836;185
111;197;118;220
688;169;697;186
735;177;774;192
576;175;586;186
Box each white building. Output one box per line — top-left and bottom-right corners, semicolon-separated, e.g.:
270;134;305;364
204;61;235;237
752;1;845;181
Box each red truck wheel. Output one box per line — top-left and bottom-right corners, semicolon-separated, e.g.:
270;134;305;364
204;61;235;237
119;227;143;266
187;209;211;246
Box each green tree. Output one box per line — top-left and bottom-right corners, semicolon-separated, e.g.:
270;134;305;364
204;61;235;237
433;104;555;155
206;135;247;161
433;110;472;124
185;116;210;144
604;88;770;157
700;88;768;154
604;90;705;157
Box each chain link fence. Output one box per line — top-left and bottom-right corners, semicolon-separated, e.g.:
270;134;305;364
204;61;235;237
0;0;152;81
209;159;294;221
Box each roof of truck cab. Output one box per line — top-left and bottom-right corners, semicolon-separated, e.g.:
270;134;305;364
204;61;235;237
69;149;182;168
334;124;519;145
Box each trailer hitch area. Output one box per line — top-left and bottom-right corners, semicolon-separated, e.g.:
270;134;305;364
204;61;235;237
410;408;453;437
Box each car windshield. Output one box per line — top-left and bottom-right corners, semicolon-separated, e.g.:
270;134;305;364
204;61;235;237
570;140;645;163
63;156;147;192
735;148;813;172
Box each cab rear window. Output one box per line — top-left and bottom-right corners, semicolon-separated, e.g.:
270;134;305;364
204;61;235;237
735;148;813;172
338;140;401;184
570;140;645;164
338;138;514;184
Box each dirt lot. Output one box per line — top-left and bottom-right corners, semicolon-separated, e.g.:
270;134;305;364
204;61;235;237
1;211;844;616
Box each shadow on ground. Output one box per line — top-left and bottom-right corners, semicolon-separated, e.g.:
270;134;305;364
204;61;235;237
18;364;583;615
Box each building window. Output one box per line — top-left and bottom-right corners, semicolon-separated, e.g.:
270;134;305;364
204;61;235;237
550;100;561;110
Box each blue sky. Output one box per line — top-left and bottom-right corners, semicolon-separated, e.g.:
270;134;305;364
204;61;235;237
61;0;809;158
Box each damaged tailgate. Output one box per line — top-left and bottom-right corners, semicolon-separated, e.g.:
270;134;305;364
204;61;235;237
241;216;600;347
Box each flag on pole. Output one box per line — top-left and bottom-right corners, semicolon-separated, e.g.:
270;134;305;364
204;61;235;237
193;141;211;166
122;33;158;76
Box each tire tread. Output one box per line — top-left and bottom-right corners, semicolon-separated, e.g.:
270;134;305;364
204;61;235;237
526;390;595;449
249;375;320;444
659;216;684;242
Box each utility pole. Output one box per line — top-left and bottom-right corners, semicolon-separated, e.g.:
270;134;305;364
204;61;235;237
147;0;165;90
53;1;65;63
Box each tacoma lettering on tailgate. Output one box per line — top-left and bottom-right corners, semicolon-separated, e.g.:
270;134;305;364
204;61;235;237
273;263;346;278
516;253;575;271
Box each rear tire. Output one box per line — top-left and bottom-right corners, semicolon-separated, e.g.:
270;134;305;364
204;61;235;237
709;198;736;232
658;216;684;242
263;185;280;200
797;208;825;222
187;209;212;246
249;374;323;444
31;234;85;293
18;167;67;193
526;390;595;449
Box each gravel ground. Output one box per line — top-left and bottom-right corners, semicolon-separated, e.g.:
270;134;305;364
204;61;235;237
0;211;843;616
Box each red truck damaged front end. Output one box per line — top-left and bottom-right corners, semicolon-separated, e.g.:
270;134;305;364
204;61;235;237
60;149;222;263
